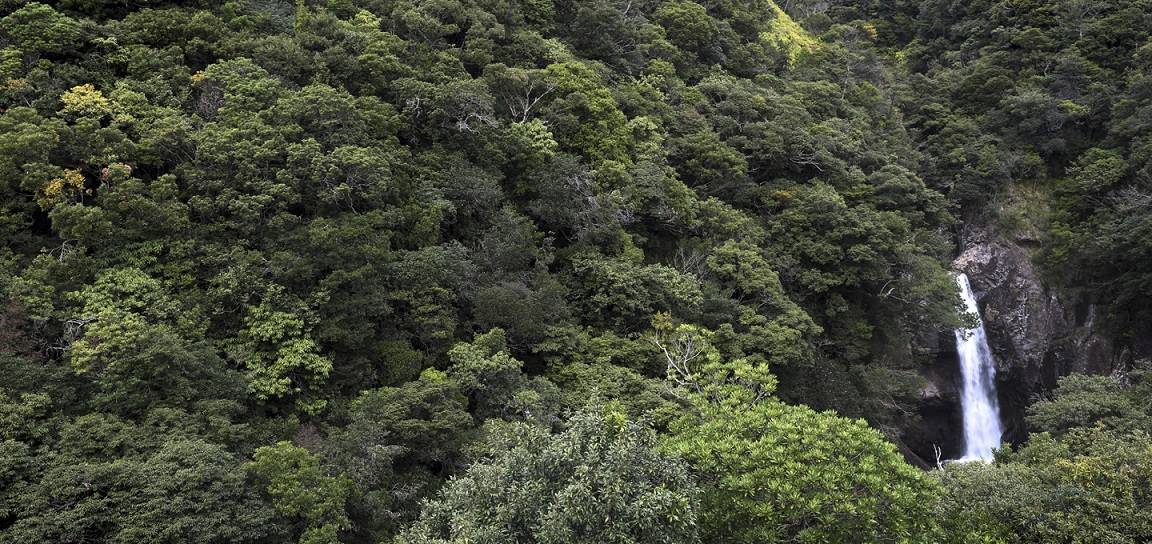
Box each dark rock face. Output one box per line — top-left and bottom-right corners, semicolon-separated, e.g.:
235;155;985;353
951;223;1124;443
903;334;964;464
903;223;1125;463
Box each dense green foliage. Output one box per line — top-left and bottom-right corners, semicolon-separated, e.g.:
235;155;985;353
2;0;1151;542
831;0;1152;339
936;368;1152;543
399;407;700;544
658;334;940;543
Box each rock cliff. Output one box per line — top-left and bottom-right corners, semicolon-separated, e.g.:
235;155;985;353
951;223;1123;443
904;222;1126;463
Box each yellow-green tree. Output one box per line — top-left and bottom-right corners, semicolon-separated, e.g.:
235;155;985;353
659;325;940;542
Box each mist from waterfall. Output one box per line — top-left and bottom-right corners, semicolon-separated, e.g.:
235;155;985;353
953;273;1003;462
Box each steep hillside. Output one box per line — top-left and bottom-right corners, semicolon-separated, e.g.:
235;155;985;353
2;0;1151;542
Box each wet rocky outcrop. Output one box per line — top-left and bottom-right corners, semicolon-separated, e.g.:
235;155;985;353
950;224;1124;444
903;223;1126;463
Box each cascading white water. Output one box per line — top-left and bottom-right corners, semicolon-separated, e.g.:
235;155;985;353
953;273;1003;462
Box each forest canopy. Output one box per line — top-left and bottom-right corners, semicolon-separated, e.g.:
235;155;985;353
1;0;1151;542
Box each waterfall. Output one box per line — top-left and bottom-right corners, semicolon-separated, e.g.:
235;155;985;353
953;273;1003;462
